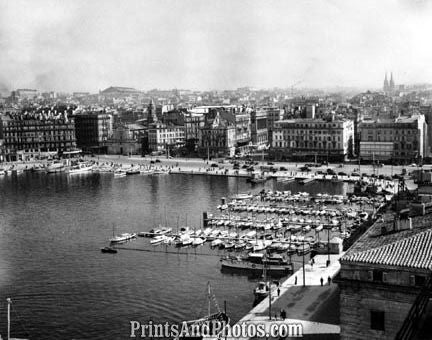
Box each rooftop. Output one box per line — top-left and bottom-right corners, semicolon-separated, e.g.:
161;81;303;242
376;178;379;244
101;86;141;94
341;213;432;270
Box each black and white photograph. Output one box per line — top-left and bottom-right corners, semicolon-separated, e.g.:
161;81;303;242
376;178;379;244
0;0;432;339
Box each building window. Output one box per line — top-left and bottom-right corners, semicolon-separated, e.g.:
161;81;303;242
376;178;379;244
373;270;383;282
370;310;385;331
415;275;426;286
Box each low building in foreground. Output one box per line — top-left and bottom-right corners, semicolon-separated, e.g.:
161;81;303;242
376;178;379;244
337;212;432;340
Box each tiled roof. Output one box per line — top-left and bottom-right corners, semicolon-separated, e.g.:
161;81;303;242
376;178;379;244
342;228;432;269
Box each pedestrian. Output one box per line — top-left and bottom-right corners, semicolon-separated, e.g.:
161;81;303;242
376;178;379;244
294;276;297;285
328;276;332;285
281;309;286;320
320;277;324;286
277;287;280;296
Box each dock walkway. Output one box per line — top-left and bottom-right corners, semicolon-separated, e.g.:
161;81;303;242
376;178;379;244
228;254;343;339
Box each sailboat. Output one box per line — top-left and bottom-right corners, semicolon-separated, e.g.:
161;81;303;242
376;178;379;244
178;282;230;340
108;224;136;243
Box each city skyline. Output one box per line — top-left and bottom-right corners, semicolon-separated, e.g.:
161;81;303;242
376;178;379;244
1;0;432;93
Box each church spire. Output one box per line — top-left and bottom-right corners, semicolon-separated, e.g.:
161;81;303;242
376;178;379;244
383;73;389;92
390;72;395;90
147;98;158;125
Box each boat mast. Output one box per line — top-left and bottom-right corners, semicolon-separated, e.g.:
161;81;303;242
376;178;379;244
207;282;211;317
7;297;11;340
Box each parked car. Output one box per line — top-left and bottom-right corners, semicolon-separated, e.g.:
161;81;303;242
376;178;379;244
210;163;218;167
267;162;274;165
155;159;161;163
326;169;336;175
279;166;288;171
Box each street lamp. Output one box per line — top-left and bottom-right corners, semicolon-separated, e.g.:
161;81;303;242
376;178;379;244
326;226;331;267
302;236;306;287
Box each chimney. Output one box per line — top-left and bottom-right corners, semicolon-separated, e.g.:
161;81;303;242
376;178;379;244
394;210;412;231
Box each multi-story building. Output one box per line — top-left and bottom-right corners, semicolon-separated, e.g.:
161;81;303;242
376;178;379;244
147;122;185;153
271;118;354;162
337;212;432;340
219;108;251;154
250;109;268;149
358;114;427;164
99;86;142;99
199;113;236;157
74;112;113;153
184;113;205;151
106;123;145;156
0;113;76;161
262;106;284;145
11;89;38;101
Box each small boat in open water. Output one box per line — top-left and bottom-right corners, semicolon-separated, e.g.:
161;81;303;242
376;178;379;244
101;246;117;254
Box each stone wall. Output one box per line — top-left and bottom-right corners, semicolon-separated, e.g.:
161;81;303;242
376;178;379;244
339;282;417;339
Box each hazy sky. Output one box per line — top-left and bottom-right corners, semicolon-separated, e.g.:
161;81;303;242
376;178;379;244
1;0;431;92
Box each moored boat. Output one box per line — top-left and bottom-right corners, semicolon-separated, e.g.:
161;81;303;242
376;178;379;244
277;177;295;183
300;177;314;185
177;282;230;340
192;237;206;246
114;170;127;178
68;162;93;174
109;232;136;243
126;167;141;175
220;252;293;275
101;246;117;254
46;161;66;173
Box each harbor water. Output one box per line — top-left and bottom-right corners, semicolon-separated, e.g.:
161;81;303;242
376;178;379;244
0;172;350;339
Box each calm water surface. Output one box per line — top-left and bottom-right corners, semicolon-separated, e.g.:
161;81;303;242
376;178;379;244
0;172;347;339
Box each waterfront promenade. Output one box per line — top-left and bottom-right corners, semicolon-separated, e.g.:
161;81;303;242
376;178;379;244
0;154;417;179
229;253;343;339
93;155;418;185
